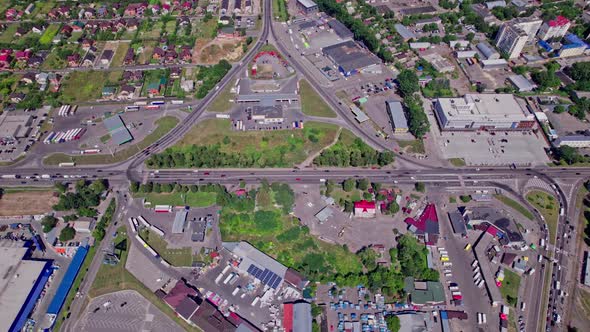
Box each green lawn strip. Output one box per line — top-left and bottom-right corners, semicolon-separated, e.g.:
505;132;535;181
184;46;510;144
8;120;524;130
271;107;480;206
397;139;425;154
139;229;193;266
526;190;559;244
0;154;25;167
44;116;179;166
499;268;520;306
39;24;61;45
2;187;53;193
100;134;111;144
88;226;201;332
448;158;466;167
59;71;108;103
494;194;535;220
539;262;552;332
133;191;217;207
206;79;235;113
0;24;18;43
299;79;336;118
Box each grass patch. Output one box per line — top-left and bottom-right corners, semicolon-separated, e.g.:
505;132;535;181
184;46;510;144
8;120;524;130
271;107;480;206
133;191;217;207
99;134;111;144
272;0;289;21
499;268;521;307
44;116;179;166
0;24;18;43
171;119;340;167
39;24;60;45
88;226;200;331
193;17;219;40
60;71;108;103
299;79;336;118
206;79;235;113
139;229;193;266
0;190;58;216
526;190;559;244
448;158;466;167
494;194;535;220
398;139;425;154
330;188;363;204
111;42;130;67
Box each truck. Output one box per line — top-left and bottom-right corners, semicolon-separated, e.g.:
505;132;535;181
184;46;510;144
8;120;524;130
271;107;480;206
0;174;18;179
560;207;565;216
223;273;235;284
232;286;241;296
477;279;485;288
41;174;51;179
471;260;479;268
58;162;76;167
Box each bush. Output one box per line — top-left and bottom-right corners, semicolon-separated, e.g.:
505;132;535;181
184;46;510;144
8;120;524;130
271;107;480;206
41;215;58;233
59;226;76;242
460;195;472;203
415;182;425;192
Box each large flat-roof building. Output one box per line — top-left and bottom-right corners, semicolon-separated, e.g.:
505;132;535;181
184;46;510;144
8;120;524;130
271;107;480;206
296;0;317;14
322;40;382;77
403;277;445;306
554;135;590;148
0;246;53;332
433;94;535;131
0;114;33;139
251;105;284;124
507;75;537;92
327;20;353;40
103;115;133;145
385;100;408;134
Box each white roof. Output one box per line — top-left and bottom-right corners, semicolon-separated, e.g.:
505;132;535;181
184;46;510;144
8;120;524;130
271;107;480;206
297;0;317;8
436;94;528;121
223;241;288;278
172;210;188;234
508;75;536;91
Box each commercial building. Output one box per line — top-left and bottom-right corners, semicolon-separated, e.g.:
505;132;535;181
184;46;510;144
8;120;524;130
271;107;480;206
495;23;528;59
421;53;454;72
327;20;353;40
404;204;440;245
103;115;133;145
433;94;535;131
314;206;333;223
283;301;312;332
354;200;376;218
223;241;288;290
296;0;317;14
463;206;525;247
481;59;508;70
172;210;188;234
553;135;590;148
403;277;445;306
0;114;33;139
385;100;408;134
394;24;417;41
507;75;537;92
476;42;500;60
537;16;570;41
584;251;590;287
558;33;589;58
322;40;382;77
251;105;284;124
0;246;53;332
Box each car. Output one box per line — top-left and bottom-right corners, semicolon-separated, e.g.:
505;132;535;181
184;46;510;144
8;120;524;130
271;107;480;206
295;178;301;181
203;172;210;175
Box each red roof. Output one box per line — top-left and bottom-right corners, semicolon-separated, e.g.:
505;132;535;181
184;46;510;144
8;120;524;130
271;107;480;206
486;224;499;236
548;16;569;27
404;204;438;232
0;54;9;62
163;280;197;309
235;189;247;197
283;303;294;331
354;200;376;209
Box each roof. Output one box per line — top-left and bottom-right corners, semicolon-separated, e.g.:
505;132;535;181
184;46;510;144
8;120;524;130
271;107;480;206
297;0;317;9
0;247;51;332
350;105;370;123
448;211;466;234
293;302;312;332
435;94;527;121
252;105;283;119
190;299;238;331
223;241;287;289
400;6;437;16
394;24;417;40
284;268;308;290
322;40;382;73
403;277;445;305
405;204;439;236
47;246;88;315
103;115;133;145
327;20;353;39
508;75;536;92
315;206;333;222
501;253;517;266
163;280;197;309
176;296;202;320
354;200;375;211
476;42;499;59
547;16;569;27
172;210;188;234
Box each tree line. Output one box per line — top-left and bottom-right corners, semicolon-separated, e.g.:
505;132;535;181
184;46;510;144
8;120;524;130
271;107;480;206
313;136;394;167
396;70;430;138
53;179;108;218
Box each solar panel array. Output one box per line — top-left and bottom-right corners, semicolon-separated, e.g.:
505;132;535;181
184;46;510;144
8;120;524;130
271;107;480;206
247;264;282;289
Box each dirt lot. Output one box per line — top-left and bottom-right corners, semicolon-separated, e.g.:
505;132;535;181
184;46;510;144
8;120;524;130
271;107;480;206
0;190;58;216
193;38;245;64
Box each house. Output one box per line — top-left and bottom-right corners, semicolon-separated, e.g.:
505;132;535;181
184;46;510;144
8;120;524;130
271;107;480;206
146;78;167;96
10;92;25;103
71;22;84;32
218;26;239;38
165;49;178;62
124;3;148;16
123;48;135;65
67;53;80;67
5;9;23;21
404;203;440;245
35;73;49;85
170;67;182;79
178;16;191;27
180;47;192;62
100;50;114;65
82;53;96;67
61;25;73;37
102;86;116;97
83;8;96;19
0;52;11;69
57;6;70;17
48;73;62;92
354;200;376;218
122;71;143;82
14;26;28;37
15;50;32;61
27;55;44;68
118;85;136;100
25;3;35;15
21;72;36;84
31;24;46;34
152;47;165;60
81;39;95;50
126;18;139;30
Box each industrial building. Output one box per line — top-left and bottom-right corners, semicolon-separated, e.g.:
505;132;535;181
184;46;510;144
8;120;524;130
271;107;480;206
327;20;353;40
296;0;317;14
403;277;445;306
103;115;133;145
507;75;537;92
172;210;188;234
433;94;535;131
322;40;382;77
0;246;53;332
476;42;500;60
251;105;284;124
0;114;33;139
282;301;312;332
385;100;408;134
394;24;417;41
481;59;508;70
553;135;590;148
537;16;570;41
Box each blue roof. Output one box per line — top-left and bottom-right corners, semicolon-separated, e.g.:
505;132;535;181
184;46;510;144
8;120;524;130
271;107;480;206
564;33;587;46
46;246;89;316
538;40;553;52
10;263;53;332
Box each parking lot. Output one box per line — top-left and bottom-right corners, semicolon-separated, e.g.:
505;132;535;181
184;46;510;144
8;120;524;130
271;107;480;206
74;290;184;332
0;107;50;162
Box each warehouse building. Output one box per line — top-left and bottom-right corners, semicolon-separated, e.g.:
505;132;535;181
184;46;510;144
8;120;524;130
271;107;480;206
172;210;188;234
322;40;382;77
508;75;537;92
251;105;284;124
553;135;590;148
0;246;53;332
223;241;288;290
476;42;500;60
394;24;417;41
421;53;454;73
403;277;445;306
385;100;408;134
0;114;33;139
103;115;133;145
283;301;312;332
434;94;535;131
327;20;353;40
296;0;317;14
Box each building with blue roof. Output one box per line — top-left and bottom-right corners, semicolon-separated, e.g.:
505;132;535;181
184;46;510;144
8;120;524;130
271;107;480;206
559;33;589;58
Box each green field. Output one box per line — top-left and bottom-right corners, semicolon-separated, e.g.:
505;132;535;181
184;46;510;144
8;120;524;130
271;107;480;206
60;71;107;103
44;116;179;165
193;17;219;40
398;139;425;154
134;191;217;207
111;42;131;67
499;269;521;307
448;158;466;167
526;190;559;244
299;79;336;118
273;0;289;21
172;119;341;167
494;194;535;220
0;24;18;43
39;24;61;45
140;229;193;266
89;226;200;331
206;79;236;113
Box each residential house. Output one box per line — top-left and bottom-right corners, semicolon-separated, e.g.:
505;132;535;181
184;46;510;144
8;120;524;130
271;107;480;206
57;6;70;18
218;26;239;38
123;48;135;65
25;3;35;15
82;53;96;67
126;18;139;31
84;8;96;19
146;78;167;96
5;9;23;21
61;25;73;37
102;86;116;98
178;16;191;27
15;50;31;62
49;73;62;92
21;72;36;84
165;49;178;62
97;6;108;17
0;52;12;69
162;4;172;14
100;50;114;65
35;72;49;86
170;67;182;79
10;92;25;103
152;47;165;60
14;26;28;37
67;53;80;67
118;85;136;100
122;70;143;82
81;39;95;50
31;24;46;34
354;200;377;218
72;21;85;32
27;55;44;68
180;47;192;62
124;3;148;16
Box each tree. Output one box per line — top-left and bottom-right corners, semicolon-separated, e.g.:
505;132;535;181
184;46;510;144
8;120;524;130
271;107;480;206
386;202;400;214
130;182;140;193
41;215;58;233
466;32;475;42
397;70;419;97
415;182;425;192
59;226;76;242
357;178;369;190
553;105;566;114
385;316;401;332
344;200;353;212
343;178;355;192
363;192;373;200
554;146;581;165
460;195;472;203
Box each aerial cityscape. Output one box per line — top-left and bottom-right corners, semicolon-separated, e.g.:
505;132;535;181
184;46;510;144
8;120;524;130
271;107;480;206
2;1;590;332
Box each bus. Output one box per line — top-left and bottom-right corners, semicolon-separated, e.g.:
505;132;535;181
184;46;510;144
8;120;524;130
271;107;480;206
146;105;160;110
134;101;148;106
125;105;140;111
150;100;165;105
58;162;75;167
171;100;184;105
